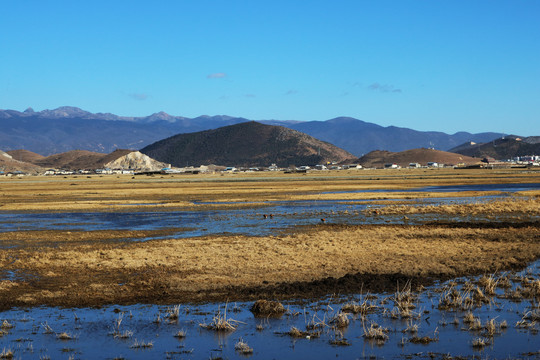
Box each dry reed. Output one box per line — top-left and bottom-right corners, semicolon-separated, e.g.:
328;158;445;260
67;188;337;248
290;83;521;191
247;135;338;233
130;339;153;349
0;348;13;359
471;337;490;348
234;338;253;354
329;312;350;329
199;306;241;332
362;321;389;343
173;329;187;339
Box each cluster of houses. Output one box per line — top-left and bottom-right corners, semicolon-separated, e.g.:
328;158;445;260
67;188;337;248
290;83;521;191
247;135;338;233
513;155;540;166
0;170;26;177
42;168;136;176
2;155;539;177
384;162;439;169
219;163;364;173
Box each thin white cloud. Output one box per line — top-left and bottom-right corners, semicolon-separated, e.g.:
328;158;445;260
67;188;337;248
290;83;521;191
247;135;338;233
368;83;402;93
129;93;148;101
207;72;227;79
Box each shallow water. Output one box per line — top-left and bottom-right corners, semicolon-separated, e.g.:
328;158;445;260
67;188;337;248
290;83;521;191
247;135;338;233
0;193;533;244
322;182;540;194
1;261;538;359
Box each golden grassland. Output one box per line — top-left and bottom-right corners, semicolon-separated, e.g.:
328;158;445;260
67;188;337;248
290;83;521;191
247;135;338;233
0;167;538;212
366;197;540;216
0;224;538;309
0;167;539;309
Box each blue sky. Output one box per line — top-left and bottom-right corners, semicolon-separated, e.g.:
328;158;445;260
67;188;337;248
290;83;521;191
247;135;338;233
1;1;539;135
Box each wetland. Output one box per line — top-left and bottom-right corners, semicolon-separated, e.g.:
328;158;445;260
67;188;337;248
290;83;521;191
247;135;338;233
0;168;539;358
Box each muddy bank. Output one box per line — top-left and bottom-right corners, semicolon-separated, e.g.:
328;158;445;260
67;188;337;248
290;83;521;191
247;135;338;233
1;222;538;310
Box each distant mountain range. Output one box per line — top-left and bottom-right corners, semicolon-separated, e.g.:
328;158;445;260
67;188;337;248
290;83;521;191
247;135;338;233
285;117;505;157
0;106;508;157
141;122;354;168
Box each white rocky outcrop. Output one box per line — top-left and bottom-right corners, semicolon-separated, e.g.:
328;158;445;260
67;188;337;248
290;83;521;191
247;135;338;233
104;151;168;172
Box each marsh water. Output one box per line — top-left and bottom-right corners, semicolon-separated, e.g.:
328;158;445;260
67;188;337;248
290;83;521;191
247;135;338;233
0;182;539;358
1;183;539;243
0;261;539;359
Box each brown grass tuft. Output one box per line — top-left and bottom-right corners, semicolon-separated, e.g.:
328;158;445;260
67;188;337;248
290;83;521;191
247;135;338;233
56;332;74;340
0;348;13;359
174;329;187;339
329;312;350;329
362;321;389;343
409;335;438;344
130;339;153;349
471;337;490;349
341;297;379;315
166;305;181;322
234;338;253;354
250;300;286;317
0;321;13;330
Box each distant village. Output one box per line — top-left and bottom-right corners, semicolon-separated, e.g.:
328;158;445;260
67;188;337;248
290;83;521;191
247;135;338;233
1;151;538;177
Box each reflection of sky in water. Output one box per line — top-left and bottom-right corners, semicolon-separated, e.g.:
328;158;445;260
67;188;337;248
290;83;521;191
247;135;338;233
322;182;540;194
0;182;538;241
0;260;538;359
0;197;513;239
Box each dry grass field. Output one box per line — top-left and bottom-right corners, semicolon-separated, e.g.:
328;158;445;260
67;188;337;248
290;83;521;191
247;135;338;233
0;168;539;309
0;167;539;212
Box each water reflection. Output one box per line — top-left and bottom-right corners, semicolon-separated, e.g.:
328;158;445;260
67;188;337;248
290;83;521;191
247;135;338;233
0;261;538;359
1;194;535;243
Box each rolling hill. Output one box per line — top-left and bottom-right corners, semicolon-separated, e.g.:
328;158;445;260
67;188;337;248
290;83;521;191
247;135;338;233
6;149;45;163
357;148;480;168
0;150;45;174
140;121;355;167
449;136;540;159
16;149;167;172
